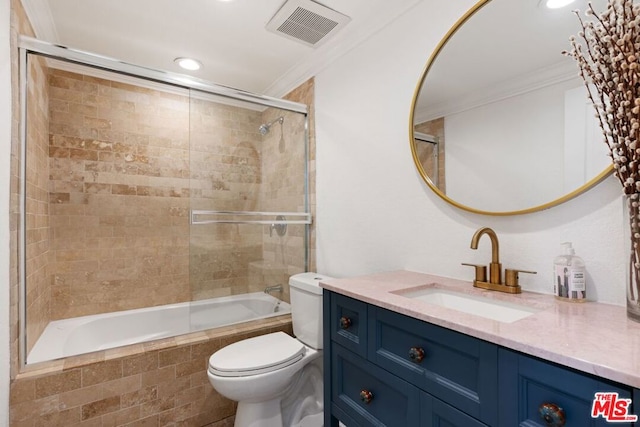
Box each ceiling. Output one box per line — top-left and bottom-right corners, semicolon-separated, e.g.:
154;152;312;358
20;0;420;97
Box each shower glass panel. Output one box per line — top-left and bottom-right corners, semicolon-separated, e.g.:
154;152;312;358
188;89;309;308
19;37;309;365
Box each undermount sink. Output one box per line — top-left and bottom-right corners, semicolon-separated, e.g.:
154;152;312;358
399;287;541;323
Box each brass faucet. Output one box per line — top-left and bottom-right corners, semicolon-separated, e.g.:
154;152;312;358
462;227;536;294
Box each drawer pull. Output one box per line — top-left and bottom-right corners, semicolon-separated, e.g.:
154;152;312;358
359;389;374;404
408;346;425;363
339;316;352;329
538;402;566;427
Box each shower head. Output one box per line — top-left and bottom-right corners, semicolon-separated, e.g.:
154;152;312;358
259;116;284;135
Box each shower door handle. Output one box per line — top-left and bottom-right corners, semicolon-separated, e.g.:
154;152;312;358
270;215;287;237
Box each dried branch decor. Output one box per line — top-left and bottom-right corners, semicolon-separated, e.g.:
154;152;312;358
564;0;640;318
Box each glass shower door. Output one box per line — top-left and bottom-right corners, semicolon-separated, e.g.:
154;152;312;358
187;89;309;332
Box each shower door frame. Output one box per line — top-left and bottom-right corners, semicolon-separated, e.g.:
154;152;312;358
17;35;311;368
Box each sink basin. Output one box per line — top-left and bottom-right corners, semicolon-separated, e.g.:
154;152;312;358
399;288;541;323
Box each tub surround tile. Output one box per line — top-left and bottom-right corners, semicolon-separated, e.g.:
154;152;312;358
122;353;159;377
101;406;141;427
321;270;640;389
81;359;123;387
59;383;104;408
35;369;81;398
10;317;291;426
82;395;121;420
158;347;190;368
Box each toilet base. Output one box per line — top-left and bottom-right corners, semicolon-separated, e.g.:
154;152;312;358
235;398;282;427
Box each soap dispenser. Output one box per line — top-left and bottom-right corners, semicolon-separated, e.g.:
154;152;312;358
553;242;586;301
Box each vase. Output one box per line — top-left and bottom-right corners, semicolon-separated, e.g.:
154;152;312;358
624;194;640;322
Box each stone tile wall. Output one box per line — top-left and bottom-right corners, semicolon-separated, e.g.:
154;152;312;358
46;68;193;319
24;56;51;354
415;118;446;192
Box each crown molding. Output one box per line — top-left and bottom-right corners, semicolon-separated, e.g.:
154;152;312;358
414;61;581;124
19;0;58;41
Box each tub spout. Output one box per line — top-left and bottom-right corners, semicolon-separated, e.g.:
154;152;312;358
264;284;283;295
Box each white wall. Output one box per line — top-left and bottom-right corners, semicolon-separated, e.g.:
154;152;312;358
315;0;625;305
0;0;11;423
445;80;571;212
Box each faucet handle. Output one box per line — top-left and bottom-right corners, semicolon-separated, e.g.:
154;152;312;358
504;269;537;287
462;263;487;283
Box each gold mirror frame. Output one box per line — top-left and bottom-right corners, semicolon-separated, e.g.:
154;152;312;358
408;0;613;216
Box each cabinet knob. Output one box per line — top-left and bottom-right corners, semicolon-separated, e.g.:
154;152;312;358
538;402;566;427
408;346;425;363
360;389;374;404
339;316;352;329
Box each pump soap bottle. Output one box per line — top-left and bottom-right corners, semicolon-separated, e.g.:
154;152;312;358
553;242;586;301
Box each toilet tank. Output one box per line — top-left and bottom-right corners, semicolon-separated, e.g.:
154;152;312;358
289;272;331;350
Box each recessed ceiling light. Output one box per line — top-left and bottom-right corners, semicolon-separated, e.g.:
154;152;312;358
545;0;577;9
174;57;202;71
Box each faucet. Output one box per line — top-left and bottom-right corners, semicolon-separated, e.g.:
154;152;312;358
470;227;502;285
264;284;283;295
463;227;536;294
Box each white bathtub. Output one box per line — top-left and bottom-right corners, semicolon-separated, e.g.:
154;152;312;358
28;292;290;364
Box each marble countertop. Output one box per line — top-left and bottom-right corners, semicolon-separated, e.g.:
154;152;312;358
320;270;640;389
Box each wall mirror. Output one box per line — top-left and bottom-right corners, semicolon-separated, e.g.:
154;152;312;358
410;0;613;215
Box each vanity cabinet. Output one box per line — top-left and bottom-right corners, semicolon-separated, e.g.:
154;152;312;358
323;290;638;427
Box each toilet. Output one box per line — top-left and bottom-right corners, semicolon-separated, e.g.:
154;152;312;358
207;272;330;427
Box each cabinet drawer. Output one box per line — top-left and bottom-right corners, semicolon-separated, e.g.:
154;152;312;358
330;292;368;358
499;349;635;426
421;392;488;427
368;306;497;425
331;344;420;426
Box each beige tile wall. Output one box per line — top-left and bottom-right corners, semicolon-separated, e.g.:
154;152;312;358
24;56;51;354
47;68;193;319
415;118;446;192
285;79;316;277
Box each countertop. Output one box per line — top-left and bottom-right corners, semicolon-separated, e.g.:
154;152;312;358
320;270;640;389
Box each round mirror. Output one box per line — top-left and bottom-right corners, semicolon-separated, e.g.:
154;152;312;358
410;0;613;215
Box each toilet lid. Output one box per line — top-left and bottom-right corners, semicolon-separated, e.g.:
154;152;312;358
208;332;306;377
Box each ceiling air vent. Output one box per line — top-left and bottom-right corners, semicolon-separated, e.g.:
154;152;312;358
266;0;351;48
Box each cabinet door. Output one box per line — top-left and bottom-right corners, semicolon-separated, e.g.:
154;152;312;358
421;392;489;427
330;292;368;358
499;349;635;426
332;343;420;426
368;305;498;425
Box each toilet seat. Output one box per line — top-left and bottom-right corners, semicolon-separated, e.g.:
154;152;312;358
208;332;306;377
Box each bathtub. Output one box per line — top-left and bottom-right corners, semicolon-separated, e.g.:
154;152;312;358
27;292;290;364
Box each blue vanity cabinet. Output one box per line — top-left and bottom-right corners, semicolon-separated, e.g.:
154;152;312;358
323;290;639;427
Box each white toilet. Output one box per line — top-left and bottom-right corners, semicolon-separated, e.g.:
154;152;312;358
207;272;330;427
